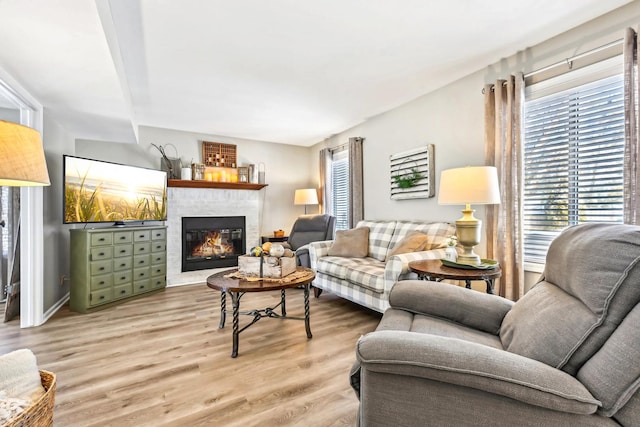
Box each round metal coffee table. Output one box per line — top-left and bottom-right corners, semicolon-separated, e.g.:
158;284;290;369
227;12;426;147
207;267;315;357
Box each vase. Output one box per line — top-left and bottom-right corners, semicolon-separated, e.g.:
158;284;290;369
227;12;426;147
445;247;458;262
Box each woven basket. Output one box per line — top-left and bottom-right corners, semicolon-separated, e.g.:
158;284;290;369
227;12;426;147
6;370;56;427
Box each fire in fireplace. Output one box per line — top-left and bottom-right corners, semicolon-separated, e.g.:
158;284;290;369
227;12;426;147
182;216;246;272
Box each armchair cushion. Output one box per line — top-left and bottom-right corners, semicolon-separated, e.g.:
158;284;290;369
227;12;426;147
500;223;640;375
328;227;369;257
357;331;601;415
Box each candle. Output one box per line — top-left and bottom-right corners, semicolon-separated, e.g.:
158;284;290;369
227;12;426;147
205;172;213;181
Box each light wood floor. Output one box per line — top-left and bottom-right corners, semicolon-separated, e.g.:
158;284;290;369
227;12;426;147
0;284;381;426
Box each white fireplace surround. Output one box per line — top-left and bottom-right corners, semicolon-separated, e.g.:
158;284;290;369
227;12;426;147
166;187;262;286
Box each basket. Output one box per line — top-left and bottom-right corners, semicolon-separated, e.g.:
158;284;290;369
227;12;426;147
6;370;56;427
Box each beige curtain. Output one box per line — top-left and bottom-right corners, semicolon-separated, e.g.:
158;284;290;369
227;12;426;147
484;74;525;301
319;148;331;214
623;27;640;224
348;137;364;227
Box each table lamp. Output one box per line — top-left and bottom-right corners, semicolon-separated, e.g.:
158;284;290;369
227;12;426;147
438;166;500;265
294;188;319;214
0;120;51;186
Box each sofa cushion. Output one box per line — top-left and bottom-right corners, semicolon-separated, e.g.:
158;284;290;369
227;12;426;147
385;231;430;262
346;261;386;293
328;227;369;257
501;223;640;375
316;256;375;280
356;220;397;262
389;221;455;251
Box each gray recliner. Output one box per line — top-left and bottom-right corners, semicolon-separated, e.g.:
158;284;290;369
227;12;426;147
351;223;640;426
286;214;336;267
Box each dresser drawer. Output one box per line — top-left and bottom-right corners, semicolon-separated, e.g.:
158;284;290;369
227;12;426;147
90;274;113;290
90;246;113;261
152;228;166;240
150;264;166;278
134;267;150;281
113;257;132;272
113;284;133;300
151;241;166;253
113;231;133;244
134;254;150;268
113;244;133;258
133;279;151;294
89;288;112;306
134;242;151;255
113;270;132;286
151;253;165;265
133;230;151;242
90;260;112;276
151;276;166;289
90;233;113;246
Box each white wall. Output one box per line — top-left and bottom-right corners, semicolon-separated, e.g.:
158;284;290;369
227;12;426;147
76;125;314;237
42;113;75;314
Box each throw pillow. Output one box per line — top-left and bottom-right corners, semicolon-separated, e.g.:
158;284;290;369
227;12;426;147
328;227;369;258
385;231;430;261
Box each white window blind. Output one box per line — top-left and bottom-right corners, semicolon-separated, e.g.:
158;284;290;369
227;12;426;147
331;149;350;231
523;73;625;264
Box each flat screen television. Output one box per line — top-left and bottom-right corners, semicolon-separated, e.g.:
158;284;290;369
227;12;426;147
63;155;167;225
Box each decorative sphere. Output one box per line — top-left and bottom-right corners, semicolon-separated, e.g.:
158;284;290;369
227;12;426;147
270;243;285;257
249;246;263;257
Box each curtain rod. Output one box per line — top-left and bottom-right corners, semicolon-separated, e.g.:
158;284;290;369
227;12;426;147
483;38;624;92
524;38;623;80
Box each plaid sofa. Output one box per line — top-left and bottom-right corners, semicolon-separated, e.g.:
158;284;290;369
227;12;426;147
308;220;456;312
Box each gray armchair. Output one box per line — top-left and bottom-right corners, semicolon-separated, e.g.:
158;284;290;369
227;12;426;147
286;214;336;267
351;223;640;426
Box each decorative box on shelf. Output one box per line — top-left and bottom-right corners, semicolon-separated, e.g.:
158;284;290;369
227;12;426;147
238;255;296;278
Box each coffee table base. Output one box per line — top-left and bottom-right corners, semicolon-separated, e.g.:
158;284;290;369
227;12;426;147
219;284;313;358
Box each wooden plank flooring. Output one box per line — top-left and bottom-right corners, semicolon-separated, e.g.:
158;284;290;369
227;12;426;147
0;284;381;426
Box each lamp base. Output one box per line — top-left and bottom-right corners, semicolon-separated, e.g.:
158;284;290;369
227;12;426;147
455;207;482;266
457;250;481;266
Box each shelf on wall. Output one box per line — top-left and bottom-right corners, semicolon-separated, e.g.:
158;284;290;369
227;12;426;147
167;179;267;190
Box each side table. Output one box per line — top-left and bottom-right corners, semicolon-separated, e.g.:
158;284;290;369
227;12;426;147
408;259;501;294
261;235;289;244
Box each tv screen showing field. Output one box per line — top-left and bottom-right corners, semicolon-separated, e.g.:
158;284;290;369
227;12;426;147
64;156;167;224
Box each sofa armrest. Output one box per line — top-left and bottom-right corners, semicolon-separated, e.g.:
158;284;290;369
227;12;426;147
308;240;333;269
384;249;446;289
356;331;600;415
389;280;513;334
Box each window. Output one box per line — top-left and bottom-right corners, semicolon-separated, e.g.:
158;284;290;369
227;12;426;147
523;69;625;264
331;149;349;230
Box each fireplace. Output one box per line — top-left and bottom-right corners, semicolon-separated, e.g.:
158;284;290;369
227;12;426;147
182;216;246;272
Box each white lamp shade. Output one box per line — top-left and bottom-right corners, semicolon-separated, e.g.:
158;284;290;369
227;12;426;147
438;166;500;205
294;188;319;205
0;120;50;186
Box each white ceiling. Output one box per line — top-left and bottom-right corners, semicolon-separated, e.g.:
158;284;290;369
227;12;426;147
0;0;632;146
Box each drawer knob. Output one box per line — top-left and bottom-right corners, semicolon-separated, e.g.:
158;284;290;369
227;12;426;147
121;289;126;294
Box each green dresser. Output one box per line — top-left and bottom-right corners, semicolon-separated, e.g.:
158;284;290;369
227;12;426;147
70;225;167;313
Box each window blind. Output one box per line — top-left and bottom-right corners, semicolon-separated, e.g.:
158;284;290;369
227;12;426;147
331;150;350;230
523;73;624;263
